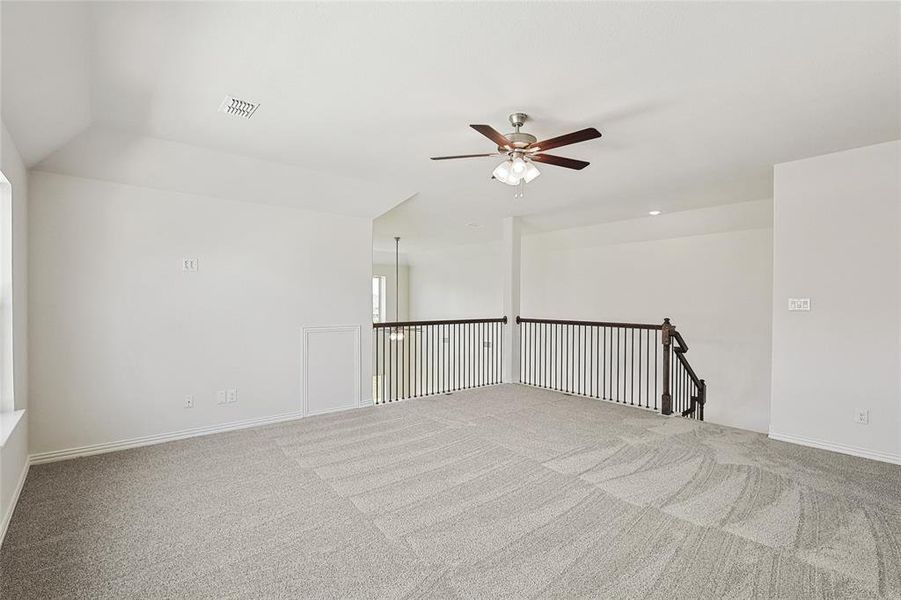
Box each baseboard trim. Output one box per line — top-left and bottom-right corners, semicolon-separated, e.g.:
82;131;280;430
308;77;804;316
768;431;901;465
29;410;308;465
0;457;30;548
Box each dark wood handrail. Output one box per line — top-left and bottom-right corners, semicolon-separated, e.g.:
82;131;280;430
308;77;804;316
671;332;700;382
663;319;705;419
374;316;507;328
672;330;689;352
515;316;662;331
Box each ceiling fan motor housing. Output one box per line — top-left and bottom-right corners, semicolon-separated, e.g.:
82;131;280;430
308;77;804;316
499;132;537;151
499;112;536;151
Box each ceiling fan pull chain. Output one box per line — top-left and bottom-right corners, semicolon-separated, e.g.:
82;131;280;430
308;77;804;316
514;179;524;200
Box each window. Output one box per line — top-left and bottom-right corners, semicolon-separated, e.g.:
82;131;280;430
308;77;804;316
0;171;11;414
372;276;386;323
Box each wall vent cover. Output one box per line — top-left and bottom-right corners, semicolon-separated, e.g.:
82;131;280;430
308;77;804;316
218;95;259;119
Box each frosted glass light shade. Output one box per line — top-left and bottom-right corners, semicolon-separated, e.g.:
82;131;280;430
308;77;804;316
492;160;513;182
523;162;541;183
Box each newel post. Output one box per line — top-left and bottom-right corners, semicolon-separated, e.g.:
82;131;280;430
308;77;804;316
660;317;674;415
698;379;706;421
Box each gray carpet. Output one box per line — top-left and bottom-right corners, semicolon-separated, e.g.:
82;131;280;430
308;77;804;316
3;384;901;599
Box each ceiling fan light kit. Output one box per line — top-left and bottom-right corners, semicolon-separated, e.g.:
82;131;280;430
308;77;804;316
431;112;601;196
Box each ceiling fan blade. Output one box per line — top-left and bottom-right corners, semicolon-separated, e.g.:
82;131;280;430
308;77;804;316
531;154;590;170
430;153;499;160
530;127;601;153
470;124;512;149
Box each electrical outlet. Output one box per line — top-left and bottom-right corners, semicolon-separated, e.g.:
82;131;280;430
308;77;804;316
226;388;238;403
216;390;227;405
182;257;199;272
184;394;194;409
854;409;869;425
788;298;810;311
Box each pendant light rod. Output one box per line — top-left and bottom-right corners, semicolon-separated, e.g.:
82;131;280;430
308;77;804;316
394;236;400;322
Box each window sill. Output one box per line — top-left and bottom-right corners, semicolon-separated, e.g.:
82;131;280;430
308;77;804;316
0;409;25;448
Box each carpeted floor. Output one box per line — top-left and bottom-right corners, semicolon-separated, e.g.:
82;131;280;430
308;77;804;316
2;384;901;599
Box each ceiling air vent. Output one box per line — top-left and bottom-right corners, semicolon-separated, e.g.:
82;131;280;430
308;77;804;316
218;95;259;119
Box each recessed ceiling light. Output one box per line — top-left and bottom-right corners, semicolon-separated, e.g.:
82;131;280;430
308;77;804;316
648;210;662;216
218;95;260;119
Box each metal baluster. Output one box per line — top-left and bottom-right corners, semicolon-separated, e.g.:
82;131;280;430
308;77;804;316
406;327;411;399
577;325;582;395
468;322;472;389
638;328;643;407
464;323;469;389
419;326;423;396
498;323;502;381
384;328;388;402
629;327;635;406
453;322;457;392
601;327;606;399
610;327;621;402
654;330;659;410
645;329;650;408
468;323;472;388
588;326;593;397
481;321;485;386
461;323;465;390
593;325;596;398
567;324;572;393
390;326;395;402
531;322;535;386
559;323;564;391
497;321;501;384
542;323;546;388
551;323;555;390
459;323;463;391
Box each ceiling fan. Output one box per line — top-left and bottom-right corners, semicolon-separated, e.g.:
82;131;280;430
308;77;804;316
430;113;601;192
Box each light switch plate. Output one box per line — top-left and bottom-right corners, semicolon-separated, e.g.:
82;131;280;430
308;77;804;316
854;409;869;425
182;258;199;272
226;388;237;403
788;298;810;311
216;390;227;405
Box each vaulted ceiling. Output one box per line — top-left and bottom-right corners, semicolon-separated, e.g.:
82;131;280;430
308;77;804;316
2;2;899;241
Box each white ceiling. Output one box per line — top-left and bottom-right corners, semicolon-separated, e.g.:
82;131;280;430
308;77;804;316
2;2;899;238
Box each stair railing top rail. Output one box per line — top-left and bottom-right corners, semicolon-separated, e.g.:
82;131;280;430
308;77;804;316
515;316;662;331
374;316;508;328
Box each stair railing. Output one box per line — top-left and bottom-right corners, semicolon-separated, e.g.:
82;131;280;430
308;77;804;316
372;317;507;404
663;318;706;420
372;314;706;419
516;316;706;420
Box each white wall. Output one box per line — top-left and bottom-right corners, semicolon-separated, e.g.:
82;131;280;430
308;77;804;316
0;121;29;544
522;201;774;433
408;242;503;320
28;171;373;455
771;140;901;462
